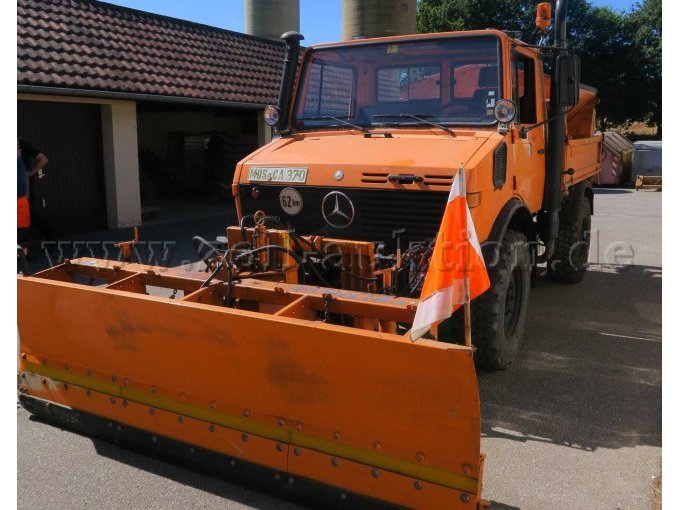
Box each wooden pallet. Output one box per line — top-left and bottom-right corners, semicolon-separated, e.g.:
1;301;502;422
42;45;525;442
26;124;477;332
635;175;662;190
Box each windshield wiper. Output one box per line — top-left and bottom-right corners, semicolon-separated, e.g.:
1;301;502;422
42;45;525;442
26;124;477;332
298;116;368;133
372;113;456;137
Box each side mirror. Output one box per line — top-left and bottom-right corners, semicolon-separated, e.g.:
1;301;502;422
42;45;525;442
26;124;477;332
556;54;581;107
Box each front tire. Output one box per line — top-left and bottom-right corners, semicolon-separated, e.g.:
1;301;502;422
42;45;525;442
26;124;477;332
440;229;531;370
473;229;531;369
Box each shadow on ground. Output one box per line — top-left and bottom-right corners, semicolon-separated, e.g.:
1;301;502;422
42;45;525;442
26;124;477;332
592;188;635;195
25;411;309;510
21;209;235;275
479;263;661;453
488;502;521;510
29;406;521;510
90;436;312;510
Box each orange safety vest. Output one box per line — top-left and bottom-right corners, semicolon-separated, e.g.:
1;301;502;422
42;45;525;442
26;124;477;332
17;195;30;229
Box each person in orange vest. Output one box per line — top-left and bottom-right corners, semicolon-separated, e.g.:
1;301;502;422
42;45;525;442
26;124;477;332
17;142;30;230
18;138;48;251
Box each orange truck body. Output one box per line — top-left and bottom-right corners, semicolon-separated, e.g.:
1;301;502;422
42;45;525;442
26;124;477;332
18;28;601;509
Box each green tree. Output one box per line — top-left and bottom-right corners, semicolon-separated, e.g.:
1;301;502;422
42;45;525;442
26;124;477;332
417;0;464;32
567;1;641;129
417;0;662;134
627;0;661;134
417;0;538;39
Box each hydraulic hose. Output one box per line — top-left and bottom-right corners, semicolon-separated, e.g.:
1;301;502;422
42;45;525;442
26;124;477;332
192;236;224;269
323;252;378;282
245;217;378;285
239;214;255;245
234;244;302;265
200;253;232;289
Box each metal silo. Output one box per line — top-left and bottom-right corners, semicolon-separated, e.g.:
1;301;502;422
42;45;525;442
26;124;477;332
245;0;300;40
342;0;416;41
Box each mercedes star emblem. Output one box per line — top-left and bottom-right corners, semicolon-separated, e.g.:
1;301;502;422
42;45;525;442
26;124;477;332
321;191;355;229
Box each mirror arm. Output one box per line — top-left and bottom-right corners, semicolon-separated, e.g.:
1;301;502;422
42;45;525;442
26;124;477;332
514;41;571;52
519;104;576;139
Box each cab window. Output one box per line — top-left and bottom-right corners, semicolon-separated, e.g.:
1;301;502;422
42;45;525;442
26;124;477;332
513;54;536;124
377;65;441;102
301;62;356;119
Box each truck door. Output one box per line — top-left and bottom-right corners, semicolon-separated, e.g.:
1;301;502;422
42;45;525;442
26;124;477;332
511;49;546;212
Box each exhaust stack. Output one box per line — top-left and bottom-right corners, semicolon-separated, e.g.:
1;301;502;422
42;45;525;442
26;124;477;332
275;31;304;131
542;0;569;245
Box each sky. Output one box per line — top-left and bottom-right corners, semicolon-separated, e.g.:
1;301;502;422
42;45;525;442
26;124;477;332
104;0;640;46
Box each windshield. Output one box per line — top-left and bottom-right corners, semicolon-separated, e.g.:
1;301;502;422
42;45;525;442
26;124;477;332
293;35;501;130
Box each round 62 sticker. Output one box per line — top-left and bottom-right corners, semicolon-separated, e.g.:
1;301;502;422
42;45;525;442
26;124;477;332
279;187;303;215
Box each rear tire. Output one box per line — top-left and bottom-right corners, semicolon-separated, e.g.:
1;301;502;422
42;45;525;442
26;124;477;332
548;193;591;284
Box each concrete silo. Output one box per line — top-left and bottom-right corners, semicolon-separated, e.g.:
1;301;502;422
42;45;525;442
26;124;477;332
342;0;417;41
244;0;300;40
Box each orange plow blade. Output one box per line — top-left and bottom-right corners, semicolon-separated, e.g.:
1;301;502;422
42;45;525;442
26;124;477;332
18;259;484;508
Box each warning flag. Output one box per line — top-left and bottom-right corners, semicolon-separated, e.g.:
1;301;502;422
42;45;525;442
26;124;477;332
410;170;490;341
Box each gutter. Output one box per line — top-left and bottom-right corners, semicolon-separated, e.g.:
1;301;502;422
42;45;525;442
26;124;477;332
17;85;269;110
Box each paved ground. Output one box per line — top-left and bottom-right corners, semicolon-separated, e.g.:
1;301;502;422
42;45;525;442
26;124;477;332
18;189;661;509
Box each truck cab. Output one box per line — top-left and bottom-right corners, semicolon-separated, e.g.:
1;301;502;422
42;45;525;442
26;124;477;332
232;27;601;368
235;29;598;241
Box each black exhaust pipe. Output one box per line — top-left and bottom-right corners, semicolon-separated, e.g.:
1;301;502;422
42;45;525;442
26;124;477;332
276;31;305;131
541;0;569;253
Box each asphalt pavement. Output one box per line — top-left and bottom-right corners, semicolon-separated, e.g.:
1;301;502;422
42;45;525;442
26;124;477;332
18;188;661;509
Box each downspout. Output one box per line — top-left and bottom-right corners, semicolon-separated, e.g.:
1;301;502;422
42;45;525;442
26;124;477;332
276;31;305;132
538;0;569;262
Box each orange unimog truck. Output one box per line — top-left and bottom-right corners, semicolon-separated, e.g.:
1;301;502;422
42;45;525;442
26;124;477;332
17;2;600;509
234;3;601;369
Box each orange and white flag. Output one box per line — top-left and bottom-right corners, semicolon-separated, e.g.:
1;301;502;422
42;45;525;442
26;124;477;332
410;170;490;341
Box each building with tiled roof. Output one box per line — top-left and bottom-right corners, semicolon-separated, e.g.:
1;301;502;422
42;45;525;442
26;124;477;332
17;0;287;235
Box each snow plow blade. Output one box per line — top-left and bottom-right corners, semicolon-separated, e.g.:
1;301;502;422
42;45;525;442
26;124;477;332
18;258;484;509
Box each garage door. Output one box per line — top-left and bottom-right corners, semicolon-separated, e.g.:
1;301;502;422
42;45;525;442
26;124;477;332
18;100;107;237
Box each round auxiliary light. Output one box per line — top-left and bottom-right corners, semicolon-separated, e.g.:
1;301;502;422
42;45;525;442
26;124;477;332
493;99;517;124
264;105;280;127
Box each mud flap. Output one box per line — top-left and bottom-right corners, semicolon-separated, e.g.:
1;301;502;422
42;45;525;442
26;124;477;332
18;273;483;509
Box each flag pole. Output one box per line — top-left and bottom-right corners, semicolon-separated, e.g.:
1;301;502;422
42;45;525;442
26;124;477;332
461;168;472;348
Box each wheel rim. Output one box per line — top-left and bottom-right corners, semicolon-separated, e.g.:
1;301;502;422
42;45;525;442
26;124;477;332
504;267;523;336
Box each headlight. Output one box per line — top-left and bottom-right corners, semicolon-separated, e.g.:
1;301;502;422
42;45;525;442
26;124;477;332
264;105;280;127
493;99;517;124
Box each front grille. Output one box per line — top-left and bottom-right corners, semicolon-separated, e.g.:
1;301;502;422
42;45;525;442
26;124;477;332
359;190;448;240
361;172;388;184
239;184;448;247
423;174;455;188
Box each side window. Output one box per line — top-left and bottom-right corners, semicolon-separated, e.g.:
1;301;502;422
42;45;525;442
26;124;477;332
513;55;536;124
302;63;355;118
377;65;441;102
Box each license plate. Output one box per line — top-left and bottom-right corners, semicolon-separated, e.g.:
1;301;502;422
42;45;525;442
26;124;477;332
247;166;308;183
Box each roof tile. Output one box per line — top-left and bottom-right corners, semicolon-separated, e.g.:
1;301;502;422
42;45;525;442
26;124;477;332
17;0;286;105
